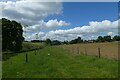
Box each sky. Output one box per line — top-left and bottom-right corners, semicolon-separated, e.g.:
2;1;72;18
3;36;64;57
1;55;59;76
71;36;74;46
0;0;119;41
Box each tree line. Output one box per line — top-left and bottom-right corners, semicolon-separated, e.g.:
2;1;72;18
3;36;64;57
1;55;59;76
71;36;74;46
31;35;120;46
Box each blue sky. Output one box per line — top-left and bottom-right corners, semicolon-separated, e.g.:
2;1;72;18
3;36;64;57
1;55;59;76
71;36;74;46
1;1;119;41
45;2;118;30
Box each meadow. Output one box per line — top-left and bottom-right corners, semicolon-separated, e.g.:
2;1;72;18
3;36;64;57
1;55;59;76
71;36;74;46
60;41;119;60
2;42;118;78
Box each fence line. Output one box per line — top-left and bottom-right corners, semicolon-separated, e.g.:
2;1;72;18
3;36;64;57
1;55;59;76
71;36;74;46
98;48;101;58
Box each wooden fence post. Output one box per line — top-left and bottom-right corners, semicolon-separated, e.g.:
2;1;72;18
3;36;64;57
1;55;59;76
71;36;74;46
98;48;101;58
26;53;28;63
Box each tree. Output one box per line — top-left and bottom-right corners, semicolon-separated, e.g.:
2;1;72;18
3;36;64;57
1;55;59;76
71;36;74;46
63;41;69;44
113;35;120;41
31;40;40;43
77;37;83;43
52;40;61;45
2;18;24;52
69;37;83;44
103;36;112;42
96;36;104;42
69;39;77;44
45;39;52;45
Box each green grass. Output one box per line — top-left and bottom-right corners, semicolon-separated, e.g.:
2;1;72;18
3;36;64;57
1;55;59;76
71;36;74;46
3;46;118;78
2;42;45;61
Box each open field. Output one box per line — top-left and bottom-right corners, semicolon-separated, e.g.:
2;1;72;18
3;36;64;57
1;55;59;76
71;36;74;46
60;41;119;60
3;45;118;78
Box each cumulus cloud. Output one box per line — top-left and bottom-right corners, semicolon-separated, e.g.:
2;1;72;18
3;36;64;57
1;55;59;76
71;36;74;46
45;20;118;35
25;20;118;41
1;0;63;25
107;32;113;36
1;0;118;41
25;19;70;32
46;19;70;28
26;32;45;40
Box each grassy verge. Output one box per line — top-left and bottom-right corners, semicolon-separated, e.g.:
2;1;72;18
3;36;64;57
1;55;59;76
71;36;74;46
2;46;118;78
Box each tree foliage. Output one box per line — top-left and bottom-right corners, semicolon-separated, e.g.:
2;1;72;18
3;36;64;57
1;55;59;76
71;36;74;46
2;18;24;52
45;39;52;45
113;35;120;41
69;37;83;44
96;36;104;42
52;40;61;45
96;36;113;42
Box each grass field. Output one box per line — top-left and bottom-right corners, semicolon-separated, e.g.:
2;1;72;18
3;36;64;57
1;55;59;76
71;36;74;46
3;45;118;78
60;41;119;60
2;42;45;61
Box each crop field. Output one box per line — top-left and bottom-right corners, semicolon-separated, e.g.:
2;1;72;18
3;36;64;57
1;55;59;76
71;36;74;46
2;42;118;78
60;41;119;60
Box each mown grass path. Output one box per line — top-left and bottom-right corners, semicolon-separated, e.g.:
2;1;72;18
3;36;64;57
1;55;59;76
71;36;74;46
3;46;118;78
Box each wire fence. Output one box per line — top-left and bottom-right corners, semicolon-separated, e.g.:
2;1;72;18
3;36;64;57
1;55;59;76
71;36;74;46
59;42;118;60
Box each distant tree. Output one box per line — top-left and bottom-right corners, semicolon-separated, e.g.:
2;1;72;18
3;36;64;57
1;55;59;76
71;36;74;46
69;39;77;44
2;18;24;52
52;40;61;45
112;35;120;41
69;37;83;44
77;37;83;43
83;40;88;43
103;36;112;42
45;39;52;45
96;35;113;42
63;41;69;44
31;40;40;43
96;36;104;42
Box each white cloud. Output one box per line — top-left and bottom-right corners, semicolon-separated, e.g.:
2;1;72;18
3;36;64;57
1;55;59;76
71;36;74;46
26;32;45;40
46;19;70;28
1;0;118;41
1;0;70;33
25;20;118;41
107;32;113;36
1;0;63;25
45;20;118;35
24;19;70;32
